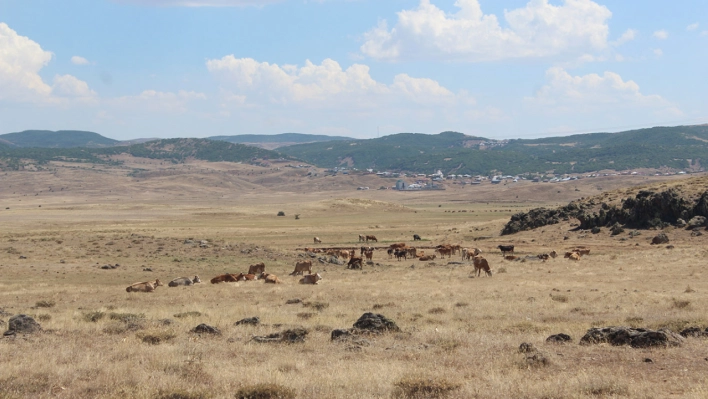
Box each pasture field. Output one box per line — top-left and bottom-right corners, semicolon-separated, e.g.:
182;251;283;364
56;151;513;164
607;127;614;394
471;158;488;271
1;163;707;399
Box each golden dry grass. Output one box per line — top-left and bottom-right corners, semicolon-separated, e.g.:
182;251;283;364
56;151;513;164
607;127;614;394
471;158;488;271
1;162;708;398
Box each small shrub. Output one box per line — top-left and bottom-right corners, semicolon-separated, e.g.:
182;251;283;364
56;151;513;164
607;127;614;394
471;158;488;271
393;376;461;399
137;330;176;345
109;312;145;323
35;300;55;308
294;214;300;220
580;380;629;396
83;311;105;323
277;211;285;217
234;383;295;399
37;314;51;322
428;307;446;314
302;301;329;311
551;294;568;303
454;302;468;308
174;311;203;318
685;285;695;293
296;312;316;320
155;389;212;399
497;267;507;274
672;298;691;309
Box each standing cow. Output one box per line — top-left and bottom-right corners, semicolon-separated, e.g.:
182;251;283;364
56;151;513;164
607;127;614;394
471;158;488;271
314;237;322;244
473;256;492;277
290;260;313;276
498;245;515;256
413;234;421;241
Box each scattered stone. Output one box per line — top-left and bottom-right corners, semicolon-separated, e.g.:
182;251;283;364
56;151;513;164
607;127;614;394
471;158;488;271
644;358;653;363
18;256;26;259
252;328;308;343
518;342;536;353
580;326;683;348
610;223;625;236
5;314;42;335
629;230;642;238
546;333;573;344
688;216;706;228
692;230;703;237
331;329;353;341
563;236;570;240
157;319;174;326
666;245;675;249
525;351;549;367
285;298;302;305
234;317;260;326
352;313;400;333
591;226;601;234
679;327;708;338
191;323;221;335
59;260;65;264
183;239;194;244
676;218;687;227
143;267;153;272
651;233;670;245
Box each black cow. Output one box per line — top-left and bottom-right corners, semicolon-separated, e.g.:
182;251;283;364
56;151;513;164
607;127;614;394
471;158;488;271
413;234;421;241
498;245;515;256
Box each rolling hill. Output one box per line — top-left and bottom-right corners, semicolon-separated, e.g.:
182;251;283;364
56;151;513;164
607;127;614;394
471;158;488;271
207;133;354;150
0;130;120;148
279;126;708;175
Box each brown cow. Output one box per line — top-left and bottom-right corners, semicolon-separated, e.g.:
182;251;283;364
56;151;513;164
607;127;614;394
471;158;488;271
260;273;281;284
574;248;591;256
339;250;351;260
436;247;452;259
407;247;417;258
313;237;322;244
290;260;313;276
504;255;518;261
299;273;322;285
236;273;257;281
364;249;374;261
473;256;492;277
549;250;558;259
365;235;378;243
210;274;239;284
389;243;407;249
347;256;363;269
568;252;581;261
419;255;436;261
126;279;163;292
248;262;265;275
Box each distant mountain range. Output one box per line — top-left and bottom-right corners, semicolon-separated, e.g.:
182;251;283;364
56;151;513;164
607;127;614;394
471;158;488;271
2;126;708;175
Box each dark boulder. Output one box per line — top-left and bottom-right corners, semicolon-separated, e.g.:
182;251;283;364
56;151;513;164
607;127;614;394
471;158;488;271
610;223;624;236
580;326;683;348
234;317;260;326
191;323;221;335
651;233;670;245
680;327;708;338
546;333;572;344
253;328;308;343
352;313;400;333
5;314;42;335
331;329;354;341
518;342;536;353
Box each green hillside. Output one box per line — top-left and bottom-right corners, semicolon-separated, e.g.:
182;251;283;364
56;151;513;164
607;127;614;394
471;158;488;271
208;133;353;145
0;130;119;148
279;126;708;175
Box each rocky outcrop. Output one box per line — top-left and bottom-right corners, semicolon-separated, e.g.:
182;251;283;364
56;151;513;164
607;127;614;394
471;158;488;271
252;328;308;343
4;314;41;336
579;326;683;348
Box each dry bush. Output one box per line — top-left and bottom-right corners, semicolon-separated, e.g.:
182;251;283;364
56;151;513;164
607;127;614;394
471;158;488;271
373;302;396;310
302;301;329;311
109;312;145;322
174;311;203;318
497;266;507;273
137;330;176;345
83;311;105;322
234;383;295;399
428;307;446;314
296;312;316;320
392;375;461;399
454;302;468;308
653;319;706;332
550;294;568;303
624;316;644;327
672;298;691;309
155;389;212;399
685;285;695;293
580;379;629;396
35;300;55;308
37;314;51;322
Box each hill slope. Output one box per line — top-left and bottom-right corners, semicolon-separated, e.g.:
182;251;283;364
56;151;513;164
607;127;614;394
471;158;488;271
208;133;354;150
0;130;120;148
279;126;708;175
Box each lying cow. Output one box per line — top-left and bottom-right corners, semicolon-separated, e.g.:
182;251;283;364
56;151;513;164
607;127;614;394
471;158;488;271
168;276;201;287
290;260;313;276
568;252;581;261
473;256;492;277
248;262;265;275
260;273;281;284
299;273;322;285
419;255;436;261
574;248;591;256
210;274;239;284
126;279;163;292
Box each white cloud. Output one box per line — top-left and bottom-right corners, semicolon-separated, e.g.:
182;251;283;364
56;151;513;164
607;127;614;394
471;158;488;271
526;67;681;117
611;29;637;46
0;22;54;102
207;56;469;107
111;0;282;6
52;75;97;100
653;29;668;39
71;56;90;65
702;30;708;37
686;23;699;31
360;0;613;62
653;48;663;57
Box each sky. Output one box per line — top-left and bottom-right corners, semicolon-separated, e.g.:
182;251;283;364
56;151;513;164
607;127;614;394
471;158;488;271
0;0;706;140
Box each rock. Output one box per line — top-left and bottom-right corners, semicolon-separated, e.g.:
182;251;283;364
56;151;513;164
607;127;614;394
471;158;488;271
610;223;625;236
252;328;308;343
352;313;400;333
234;317;260;326
184;239;194;244
651;233;670;245
666;245;675;249
191;323;221;335
644;358;654;363
285;298;302;305
525;351;549;367
518;342;536;353
331;329;354;341
691;230;703;237
688;216;706;228
100;265;115;270
19;256;27;259
676;218;687;227
546;333;572;344
143;267;153;272
679;327;707;338
580;326;683;348
591;226;601;234
6;314;42;335
629;230;641;238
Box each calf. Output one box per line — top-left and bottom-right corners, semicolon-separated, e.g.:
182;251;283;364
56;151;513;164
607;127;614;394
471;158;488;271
290;260;313;276
299;273;323;285
260;273;281;284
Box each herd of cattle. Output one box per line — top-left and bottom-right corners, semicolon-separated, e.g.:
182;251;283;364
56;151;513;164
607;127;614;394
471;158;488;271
124;236;590;292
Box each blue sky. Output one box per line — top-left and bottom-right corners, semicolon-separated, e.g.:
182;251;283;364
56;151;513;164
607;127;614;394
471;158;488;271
0;0;706;140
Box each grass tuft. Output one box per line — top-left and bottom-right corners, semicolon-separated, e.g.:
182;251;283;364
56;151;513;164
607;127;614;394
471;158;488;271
137;330;176;345
550;294;568;303
234;383;296;399
302;301;329;311
174;311;203;318
155;389;212;399
672;298;691;309
83;311;105;323
428;307;446;314
35;300;55;308
393;375;461;399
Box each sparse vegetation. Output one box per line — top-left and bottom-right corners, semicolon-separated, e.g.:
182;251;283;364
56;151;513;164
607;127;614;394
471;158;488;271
234;383;295;399
392;375;461;399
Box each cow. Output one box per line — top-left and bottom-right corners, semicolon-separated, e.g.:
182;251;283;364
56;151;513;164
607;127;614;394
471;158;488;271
126;279;163;292
290;260;312;276
168;276;201;287
358;235;365;242
504;255;518;261
313;237;322;244
260;273;281;284
473;256;492;277
549;250;558;259
347;257;363;269
299;273;322;285
498;245;515;256
365;235;378;243
406;247;417;258
210;274;239;284
394;249;407;261
235;273;257;281
387;248;394;258
360;246;373;255
451;245;461;255
248;262;265;275
436;247;452;259
364;249;374;261
419;255;436;261
389;243;406;249
568;252;581;261
339;250;351;260
413;234;421;241
463;248;482;260
574;248;591;256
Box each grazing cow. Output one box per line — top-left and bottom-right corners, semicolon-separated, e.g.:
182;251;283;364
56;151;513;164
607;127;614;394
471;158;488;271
358;235;365;242
394;249;407;261
290;260;313;276
339;250;351;260
299;273;323;285
406;247;417;258
168;276;201;287
498;245;515;256
365;235;378;243
248;262;265;275
413;234;421;241
314;237;322;244
389;243;407;249
436;247;452;259
126;279;163;292
260;273;281;284
574;248;591;256
549;250;558;259
419;255;436;261
347;257;363;269
568;252;581;261
210;274;239;284
364;249;374;261
473;256;492;277
505;255;518;261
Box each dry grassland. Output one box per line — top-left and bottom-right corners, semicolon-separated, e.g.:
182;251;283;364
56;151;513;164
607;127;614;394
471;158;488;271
1;162;707;398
